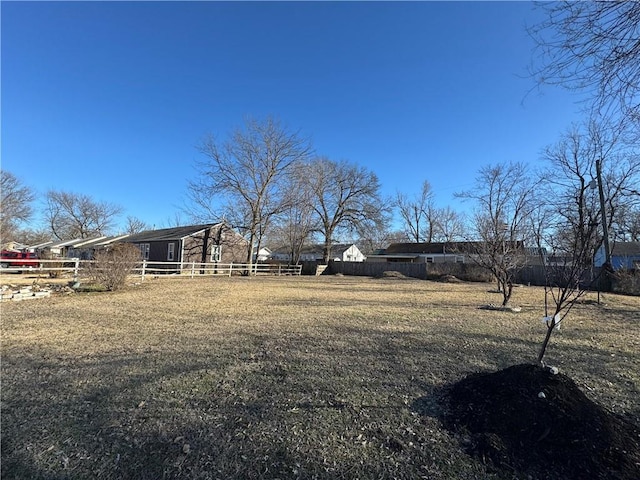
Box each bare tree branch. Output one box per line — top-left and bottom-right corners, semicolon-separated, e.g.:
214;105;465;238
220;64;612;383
188;116;313;265
0;170;35;242
529;1;640;129
299;157;388;264
44;190;123;240
456;162;539;306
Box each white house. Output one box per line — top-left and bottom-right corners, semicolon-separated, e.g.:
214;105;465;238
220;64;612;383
255;247;272;262
270;243;366;263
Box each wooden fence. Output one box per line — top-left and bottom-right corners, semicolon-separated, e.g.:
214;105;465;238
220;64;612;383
0;259;301;282
327;260;493;282
136;261;302;280
330;260;640;295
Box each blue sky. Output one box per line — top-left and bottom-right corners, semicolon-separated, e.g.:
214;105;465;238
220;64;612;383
2;1;584;233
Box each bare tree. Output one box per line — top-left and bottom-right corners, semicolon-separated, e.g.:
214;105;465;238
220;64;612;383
529;2;640;128
613;204;640;242
541;120;640;261
534;119;639;364
44;190;123;240
14;227;51;246
124;216;151;235
0;170;35;243
533;190;602;365
456;162;539;306
432;206;465;243
188;116;312;265
357;229;408;257
301;157;388;264
394;181;436;242
268;174;317;265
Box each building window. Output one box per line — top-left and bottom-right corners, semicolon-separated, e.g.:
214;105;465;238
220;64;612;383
138;243;150;260
426;256;434;263
211;245;222;262
167;243;175;261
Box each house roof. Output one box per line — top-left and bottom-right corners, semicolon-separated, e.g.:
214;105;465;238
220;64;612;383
611;242;640;256
29;240;54;249
272;243;358;256
70;235;131;249
367;253;420;260
48;238;84;248
71;236;108;248
384;241;524;255
384;242;476;255
124;224;220;243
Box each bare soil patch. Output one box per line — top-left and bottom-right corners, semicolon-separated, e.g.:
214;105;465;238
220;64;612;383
443;363;640;480
2;275;639;479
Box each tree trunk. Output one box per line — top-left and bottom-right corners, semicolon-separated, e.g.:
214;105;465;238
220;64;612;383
537;323;555;365
501;281;513;306
322;240;331;264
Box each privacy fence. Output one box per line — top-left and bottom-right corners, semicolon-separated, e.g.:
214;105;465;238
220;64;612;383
328;260;494;282
327;260;639;296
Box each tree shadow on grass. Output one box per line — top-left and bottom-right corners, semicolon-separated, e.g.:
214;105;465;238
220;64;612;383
2;325;508;480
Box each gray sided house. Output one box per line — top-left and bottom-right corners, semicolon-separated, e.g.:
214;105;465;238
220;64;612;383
367;241;526;264
123;223;247;267
367;242;469;263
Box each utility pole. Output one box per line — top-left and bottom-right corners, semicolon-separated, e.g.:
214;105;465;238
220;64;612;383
595;159;611;266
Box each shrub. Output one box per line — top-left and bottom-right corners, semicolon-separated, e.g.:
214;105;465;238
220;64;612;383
86;243;141;291
612;268;640;296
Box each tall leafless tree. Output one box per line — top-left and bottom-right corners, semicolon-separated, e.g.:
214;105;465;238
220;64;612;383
533;201;601;365
432;206;465;243
541;120;640;261
394;180;436;243
357;228;409;257
124;216;151;235
188;117;312;265
529;2;640;130
534;119;639;364
613;204;640;242
267;172;317;265
44;190;123;240
300;157;388;264
0;170;35;243
456;162;539;306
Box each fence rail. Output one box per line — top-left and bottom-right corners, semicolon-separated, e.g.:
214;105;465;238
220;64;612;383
135;261;302;280
0;259;302;281
0;258;82;278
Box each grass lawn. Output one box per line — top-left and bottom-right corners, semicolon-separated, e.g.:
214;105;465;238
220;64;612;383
2;275;639;479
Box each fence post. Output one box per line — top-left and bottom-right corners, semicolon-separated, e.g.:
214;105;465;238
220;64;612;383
191;262;195;279
73;258;80;282
229;262;233;277
141;260;147;282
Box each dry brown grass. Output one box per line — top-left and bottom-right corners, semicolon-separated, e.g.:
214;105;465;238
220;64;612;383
2;275;639;479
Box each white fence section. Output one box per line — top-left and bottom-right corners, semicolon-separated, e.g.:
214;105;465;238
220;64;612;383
136;261;302;280
0;259;302;282
0;258;82;279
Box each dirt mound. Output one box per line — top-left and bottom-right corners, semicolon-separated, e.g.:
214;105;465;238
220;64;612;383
443;364;640;480
376;271;411;280
438;274;462;283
